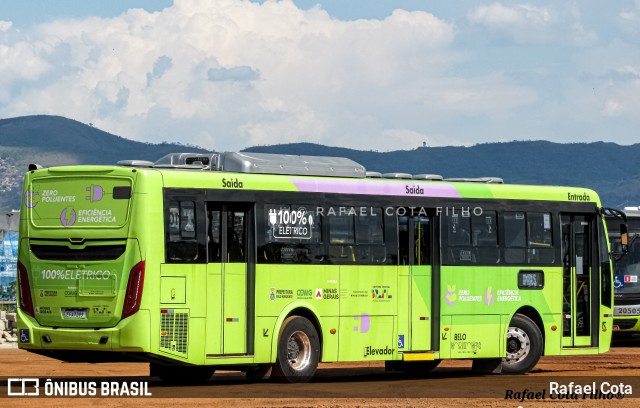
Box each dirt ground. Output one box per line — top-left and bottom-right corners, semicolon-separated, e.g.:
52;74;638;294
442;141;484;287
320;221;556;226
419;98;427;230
1;338;640;407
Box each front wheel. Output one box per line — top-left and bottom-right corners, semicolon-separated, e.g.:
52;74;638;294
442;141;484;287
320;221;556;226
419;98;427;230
502;314;543;374
272;316;320;383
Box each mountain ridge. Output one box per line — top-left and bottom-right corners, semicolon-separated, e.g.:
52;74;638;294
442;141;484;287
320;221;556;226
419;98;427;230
1;115;639;210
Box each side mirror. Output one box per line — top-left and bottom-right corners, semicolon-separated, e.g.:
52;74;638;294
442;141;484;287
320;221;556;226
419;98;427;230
621;224;629;253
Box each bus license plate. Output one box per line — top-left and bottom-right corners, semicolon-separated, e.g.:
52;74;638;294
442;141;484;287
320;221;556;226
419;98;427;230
64;309;87;319
614;306;640;316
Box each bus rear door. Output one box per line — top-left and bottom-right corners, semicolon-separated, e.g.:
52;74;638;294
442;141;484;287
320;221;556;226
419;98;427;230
398;212;432;352
206;203;254;356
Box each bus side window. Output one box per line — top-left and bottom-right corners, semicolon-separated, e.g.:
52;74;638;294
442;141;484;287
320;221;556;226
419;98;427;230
504;212;526;264
259;204;324;264
328;208;356;264
504;212;555;265
166;200;206;263
227;210;246;263
448;213;471;246
208;209;222;263
414;215;430;265
355;208;386;264
443;212;475;264
527;212;554;264
398;215;410;265
472;211;499;263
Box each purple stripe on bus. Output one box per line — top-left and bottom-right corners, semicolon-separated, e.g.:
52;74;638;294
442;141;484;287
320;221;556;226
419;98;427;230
290;178;462;198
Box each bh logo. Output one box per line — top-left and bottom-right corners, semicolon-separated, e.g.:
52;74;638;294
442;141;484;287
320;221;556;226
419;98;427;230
354;313;370;333
24;189;40;208
445;285;457;306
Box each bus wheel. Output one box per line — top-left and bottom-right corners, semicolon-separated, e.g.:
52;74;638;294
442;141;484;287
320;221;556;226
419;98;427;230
150;363;215;384
272;316;320;383
502;314;543;374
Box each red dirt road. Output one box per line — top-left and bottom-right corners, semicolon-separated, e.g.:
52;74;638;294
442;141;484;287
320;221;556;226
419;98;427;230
1;337;640;407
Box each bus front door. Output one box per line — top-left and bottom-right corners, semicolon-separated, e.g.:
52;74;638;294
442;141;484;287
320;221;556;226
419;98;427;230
561;214;598;348
206;203;254;356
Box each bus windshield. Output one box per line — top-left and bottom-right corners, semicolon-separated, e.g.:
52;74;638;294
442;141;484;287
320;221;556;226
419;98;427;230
613;237;640;295
27;176;132;228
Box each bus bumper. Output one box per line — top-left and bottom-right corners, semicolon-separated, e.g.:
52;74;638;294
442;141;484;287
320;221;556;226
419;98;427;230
16;309;150;352
613;316;640;333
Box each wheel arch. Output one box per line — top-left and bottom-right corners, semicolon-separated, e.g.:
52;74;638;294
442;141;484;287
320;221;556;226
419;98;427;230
513;306;545;353
270;302;323;361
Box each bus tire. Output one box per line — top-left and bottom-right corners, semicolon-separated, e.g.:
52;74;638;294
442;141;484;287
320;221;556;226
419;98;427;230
272;316;320;383
502;314;543;374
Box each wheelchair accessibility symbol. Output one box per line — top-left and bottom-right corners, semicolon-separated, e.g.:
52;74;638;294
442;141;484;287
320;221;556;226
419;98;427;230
19;329;30;343
614;276;624;289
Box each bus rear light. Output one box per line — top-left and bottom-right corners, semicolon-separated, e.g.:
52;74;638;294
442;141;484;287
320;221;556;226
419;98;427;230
122;261;145;319
17;261;35;318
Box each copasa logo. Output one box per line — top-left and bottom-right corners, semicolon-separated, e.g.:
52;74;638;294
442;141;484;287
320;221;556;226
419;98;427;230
445;285;457;306
484;287;495;306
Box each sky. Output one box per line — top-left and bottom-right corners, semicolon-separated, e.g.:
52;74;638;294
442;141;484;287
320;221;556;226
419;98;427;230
1;0;639;151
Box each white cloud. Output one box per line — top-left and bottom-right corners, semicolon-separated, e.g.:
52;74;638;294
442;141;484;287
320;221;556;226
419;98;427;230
619;0;640;36
569;39;640;121
468;3;552;27
0;0;473;151
2;0;636;151
467;2;597;47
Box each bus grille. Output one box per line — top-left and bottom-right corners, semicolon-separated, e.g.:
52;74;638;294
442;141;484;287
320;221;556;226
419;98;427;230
30;244;125;261
614;319;638;330
160;310;189;355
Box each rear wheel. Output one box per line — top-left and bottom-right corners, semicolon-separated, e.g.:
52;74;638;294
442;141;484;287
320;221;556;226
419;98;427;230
150;363;215;384
502;314;543;374
272;316;320;383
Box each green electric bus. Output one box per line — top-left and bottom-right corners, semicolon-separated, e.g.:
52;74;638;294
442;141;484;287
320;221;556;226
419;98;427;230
606;207;640;334
17;152;620;382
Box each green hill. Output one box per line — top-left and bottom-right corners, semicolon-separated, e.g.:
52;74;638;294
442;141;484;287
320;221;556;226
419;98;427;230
243;142;640;208
1;115;638;210
0;115;207;210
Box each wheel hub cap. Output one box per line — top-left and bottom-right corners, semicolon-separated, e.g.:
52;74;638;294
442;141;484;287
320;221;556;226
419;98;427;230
505;326;530;363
